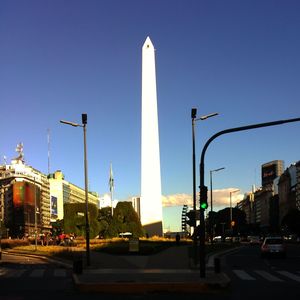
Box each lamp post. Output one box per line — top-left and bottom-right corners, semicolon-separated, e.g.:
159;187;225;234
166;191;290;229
60;113;90;266
209;167;225;212
209;167;225;242
230;189;240;232
34;178;37;251
191;108;218;264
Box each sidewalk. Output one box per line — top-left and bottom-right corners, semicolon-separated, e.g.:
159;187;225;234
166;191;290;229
72;245;232;294
3;244;234;294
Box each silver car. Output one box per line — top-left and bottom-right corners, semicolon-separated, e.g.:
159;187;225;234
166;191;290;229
260;236;286;258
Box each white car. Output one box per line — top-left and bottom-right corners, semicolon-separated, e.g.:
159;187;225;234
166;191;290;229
261;236;286;258
213;236;222;242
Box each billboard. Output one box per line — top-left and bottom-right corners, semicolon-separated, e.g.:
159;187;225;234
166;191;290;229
13;181;40;225
262;164;277;187
51;196;58;218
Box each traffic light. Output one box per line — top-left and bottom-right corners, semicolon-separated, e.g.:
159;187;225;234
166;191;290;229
82;113;87;125
191;108;197;119
200;185;208;209
186;210;196;227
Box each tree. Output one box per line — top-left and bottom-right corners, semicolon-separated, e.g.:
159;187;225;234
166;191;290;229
64;202;100;238
111;202;145;238
97;206;113;238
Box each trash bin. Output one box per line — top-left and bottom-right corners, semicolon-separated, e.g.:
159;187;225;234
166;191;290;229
129;237;139;253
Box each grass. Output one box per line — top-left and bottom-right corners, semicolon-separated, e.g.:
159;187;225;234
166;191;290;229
2;237;239;260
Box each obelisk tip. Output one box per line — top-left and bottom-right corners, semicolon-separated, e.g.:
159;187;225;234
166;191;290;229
143;36;154;49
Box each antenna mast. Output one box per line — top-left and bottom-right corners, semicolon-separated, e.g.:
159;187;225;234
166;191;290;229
47;129;51;174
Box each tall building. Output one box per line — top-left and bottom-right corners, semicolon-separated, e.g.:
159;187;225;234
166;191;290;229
131;197;141;220
48;170;99;222
140;36;163;236
261;160;284;189
0;146;50;237
0;144;99;237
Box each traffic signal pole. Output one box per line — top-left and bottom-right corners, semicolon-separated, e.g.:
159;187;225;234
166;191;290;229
199;117;300;278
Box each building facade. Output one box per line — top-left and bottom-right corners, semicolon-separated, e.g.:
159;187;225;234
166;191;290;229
0;158;50;237
0;146;99;238
48;170;99;223
238;160;299;235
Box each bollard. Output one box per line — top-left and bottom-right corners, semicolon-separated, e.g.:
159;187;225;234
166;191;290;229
214;257;221;273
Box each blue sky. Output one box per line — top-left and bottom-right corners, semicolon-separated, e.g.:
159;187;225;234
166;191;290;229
1;0;300;232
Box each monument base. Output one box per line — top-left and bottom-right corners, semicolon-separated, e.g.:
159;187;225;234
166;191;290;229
143;221;163;237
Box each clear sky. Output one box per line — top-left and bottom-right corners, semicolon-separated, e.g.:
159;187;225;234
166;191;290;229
1;0;300;232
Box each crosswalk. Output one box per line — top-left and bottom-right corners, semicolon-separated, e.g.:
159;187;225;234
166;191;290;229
232;269;300;283
0;267;69;279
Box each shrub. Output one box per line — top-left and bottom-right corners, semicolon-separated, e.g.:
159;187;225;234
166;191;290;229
1;238;30;249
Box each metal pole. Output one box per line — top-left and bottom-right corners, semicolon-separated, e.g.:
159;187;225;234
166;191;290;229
0;187;3;259
199;116;300;278
34;178;37;251
191;109;197;265
230;192;232;231
83;122;90;266
199;162;206;277
210;171;213;212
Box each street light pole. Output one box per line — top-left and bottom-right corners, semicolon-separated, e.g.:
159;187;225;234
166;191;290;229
209;168;225;212
60;113;90;266
209;167;225;243
230;189;240;232
192;109;218;213
82;114;90;266
191;108;218;265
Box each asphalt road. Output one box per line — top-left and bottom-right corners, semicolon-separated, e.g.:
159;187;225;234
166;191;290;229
222;243;300;300
1;244;300;300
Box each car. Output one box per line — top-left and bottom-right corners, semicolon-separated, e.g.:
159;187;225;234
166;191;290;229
260;236;286;258
248;235;261;245
213;236;222;242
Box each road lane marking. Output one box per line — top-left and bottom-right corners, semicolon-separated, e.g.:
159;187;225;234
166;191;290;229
232;270;255;280
254;270;283;282
277;271;300;282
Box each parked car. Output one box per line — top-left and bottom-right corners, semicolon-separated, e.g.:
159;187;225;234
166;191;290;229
260;236;286;258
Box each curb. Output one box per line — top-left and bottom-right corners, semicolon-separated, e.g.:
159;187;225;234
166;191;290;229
72;272;231;294
2;250;73;269
207;245;244;268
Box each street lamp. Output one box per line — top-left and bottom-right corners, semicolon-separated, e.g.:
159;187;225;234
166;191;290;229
60;113;90;266
191;108;218;265
209;167;225;212
230;189;240;231
209;167;225;243
191;109;218;213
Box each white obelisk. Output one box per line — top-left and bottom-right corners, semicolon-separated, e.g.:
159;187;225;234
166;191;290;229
140;36;163;236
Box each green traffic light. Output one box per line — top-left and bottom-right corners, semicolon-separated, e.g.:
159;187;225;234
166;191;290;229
200;202;208;209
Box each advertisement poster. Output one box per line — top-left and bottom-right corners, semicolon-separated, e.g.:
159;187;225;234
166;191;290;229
51;196;58;218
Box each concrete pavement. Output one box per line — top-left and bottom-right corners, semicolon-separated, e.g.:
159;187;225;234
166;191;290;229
72;244;232;294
